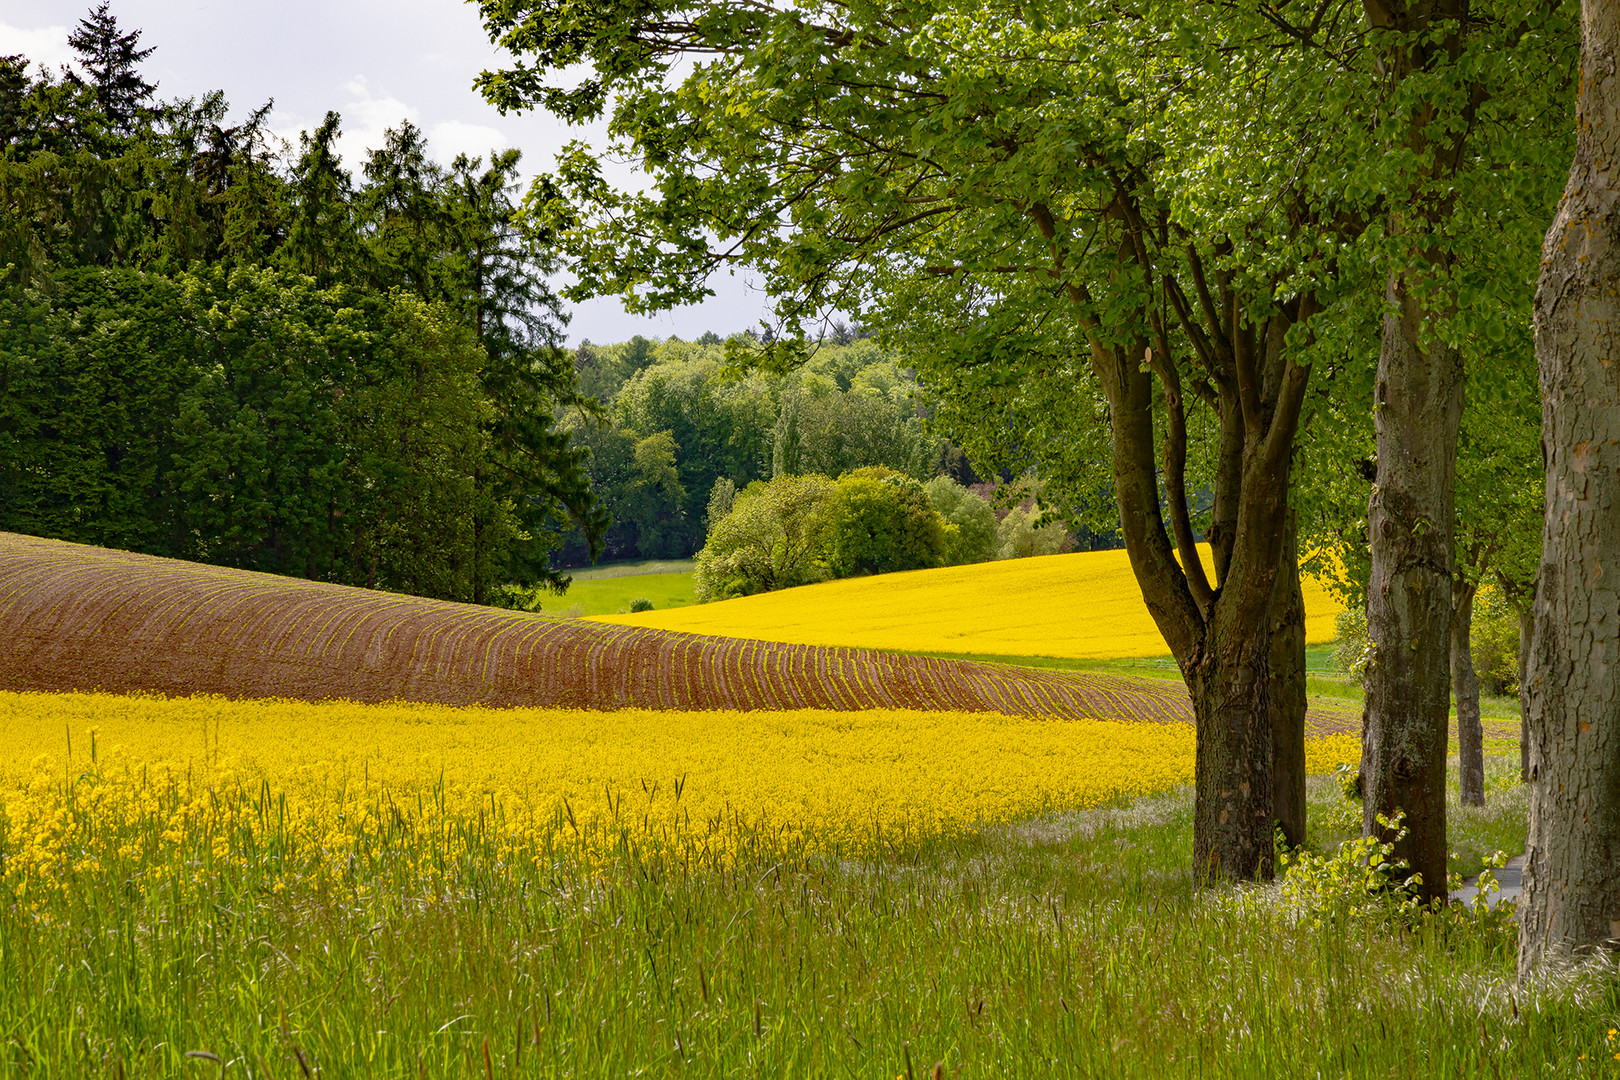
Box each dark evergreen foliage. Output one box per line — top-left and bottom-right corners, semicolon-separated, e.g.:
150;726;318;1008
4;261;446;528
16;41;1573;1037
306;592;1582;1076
0;6;604;601
66;2;156;136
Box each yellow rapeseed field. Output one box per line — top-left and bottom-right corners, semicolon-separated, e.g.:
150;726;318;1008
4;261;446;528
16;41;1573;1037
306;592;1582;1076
591;545;1345;659
0;691;1359;909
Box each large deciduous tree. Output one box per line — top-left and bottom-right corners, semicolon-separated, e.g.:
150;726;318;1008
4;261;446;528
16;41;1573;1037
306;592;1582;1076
1520;0;1620;976
478;0;1569;878
477;0;1367;877
1356;0;1475;907
1354;0;1572;902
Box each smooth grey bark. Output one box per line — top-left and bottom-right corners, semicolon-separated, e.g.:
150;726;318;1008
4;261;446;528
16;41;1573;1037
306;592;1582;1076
1519;0;1620;975
1451;577;1485;807
1270;514;1308;848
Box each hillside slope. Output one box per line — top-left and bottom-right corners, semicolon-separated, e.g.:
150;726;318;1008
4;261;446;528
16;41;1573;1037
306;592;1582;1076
0;533;1357;732
590;546;1345;659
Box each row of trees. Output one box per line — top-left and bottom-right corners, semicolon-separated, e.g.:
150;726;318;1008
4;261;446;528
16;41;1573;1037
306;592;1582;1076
474;0;1602;974
0;5;603;600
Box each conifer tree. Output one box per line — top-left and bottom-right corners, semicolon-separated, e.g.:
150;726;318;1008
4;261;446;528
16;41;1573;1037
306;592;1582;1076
0;54;28;150
66;2;156;136
279;112;361;284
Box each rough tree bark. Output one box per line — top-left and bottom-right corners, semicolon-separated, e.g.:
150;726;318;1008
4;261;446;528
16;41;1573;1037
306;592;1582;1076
1362;294;1463;903
1359;0;1470;906
1450;576;1485;807
1519;0;1620;975
1270;514;1308;847
1518;603;1534;783
1156;299;1308;882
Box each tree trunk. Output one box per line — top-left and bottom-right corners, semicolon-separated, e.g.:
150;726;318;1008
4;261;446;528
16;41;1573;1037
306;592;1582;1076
1269;513;1307;848
1360;291;1464;906
1519;0;1620;975
1188;643;1274;882
1357;0;1470;909
1451;578;1485;807
1518;603;1533;784
1057;207;1310;886
1085;333;1299;884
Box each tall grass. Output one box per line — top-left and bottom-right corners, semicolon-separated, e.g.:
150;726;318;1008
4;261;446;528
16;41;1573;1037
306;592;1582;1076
0;753;1608;1078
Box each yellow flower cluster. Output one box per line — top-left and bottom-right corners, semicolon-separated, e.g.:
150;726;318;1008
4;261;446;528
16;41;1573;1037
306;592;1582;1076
592;545;1345;659
0;692;1362;908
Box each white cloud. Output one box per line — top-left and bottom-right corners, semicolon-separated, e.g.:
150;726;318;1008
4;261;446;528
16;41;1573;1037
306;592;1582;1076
333;75;419;168
266;75;422;174
0;22;74;76
427;120;508;164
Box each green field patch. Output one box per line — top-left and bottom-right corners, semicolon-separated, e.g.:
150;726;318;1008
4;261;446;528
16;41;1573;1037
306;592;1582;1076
556;568;697;616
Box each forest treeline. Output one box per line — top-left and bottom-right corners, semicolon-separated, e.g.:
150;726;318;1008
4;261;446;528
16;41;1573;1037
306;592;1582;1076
0;6;599;603
555;333;1119;571
0;6;1111;605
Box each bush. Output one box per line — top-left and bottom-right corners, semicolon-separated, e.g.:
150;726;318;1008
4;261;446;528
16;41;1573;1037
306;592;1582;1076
824;469;950;577
1471;587;1522;696
628;597;655;612
1332;607;1371;684
996;503;1074;560
694;474;837;601
923;476;999;565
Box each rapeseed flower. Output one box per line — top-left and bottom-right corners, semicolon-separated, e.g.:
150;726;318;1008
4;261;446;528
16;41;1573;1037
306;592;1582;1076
591;545;1344;659
0;691;1361;911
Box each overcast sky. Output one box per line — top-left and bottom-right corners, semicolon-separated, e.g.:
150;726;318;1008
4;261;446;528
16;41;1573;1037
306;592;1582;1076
0;0;772;344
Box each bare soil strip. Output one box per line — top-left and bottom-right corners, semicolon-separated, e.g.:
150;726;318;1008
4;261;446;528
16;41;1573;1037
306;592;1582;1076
0;533;1359;733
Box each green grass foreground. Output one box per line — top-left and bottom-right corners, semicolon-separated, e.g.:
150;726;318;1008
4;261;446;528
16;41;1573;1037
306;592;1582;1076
3;754;1610;1078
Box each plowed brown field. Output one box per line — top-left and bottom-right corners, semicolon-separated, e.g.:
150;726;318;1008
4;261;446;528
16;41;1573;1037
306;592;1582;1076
0;532;1357;733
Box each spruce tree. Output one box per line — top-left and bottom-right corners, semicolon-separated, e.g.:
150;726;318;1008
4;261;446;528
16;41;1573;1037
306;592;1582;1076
66;2;156;136
0;55;29;150
279;112;360;284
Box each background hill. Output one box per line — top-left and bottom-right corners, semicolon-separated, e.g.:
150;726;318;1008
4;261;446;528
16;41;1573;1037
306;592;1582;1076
0;532;1358;733
590;545;1346;660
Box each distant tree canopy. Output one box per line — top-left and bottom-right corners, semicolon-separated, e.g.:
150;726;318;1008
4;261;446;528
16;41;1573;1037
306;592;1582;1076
548;332;1090;566
694;473;838;601
0;6;604;601
823;469;950;579
692;469;1055;601
0;267;529;599
923;476;998;567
